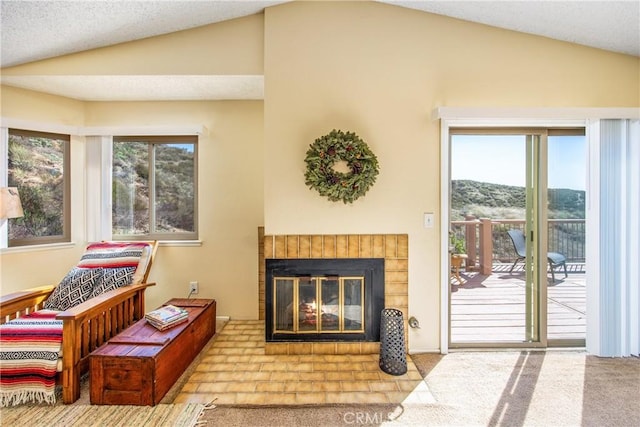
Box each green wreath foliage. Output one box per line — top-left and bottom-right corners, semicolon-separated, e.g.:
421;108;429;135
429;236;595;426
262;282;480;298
304;129;379;204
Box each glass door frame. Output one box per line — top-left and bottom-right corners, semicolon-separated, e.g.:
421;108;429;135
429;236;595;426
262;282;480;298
526;133;548;345
437;108;634;355
446;127;554;349
440;126;589;354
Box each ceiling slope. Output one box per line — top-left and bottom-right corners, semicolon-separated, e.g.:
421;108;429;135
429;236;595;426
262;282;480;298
1;1;638;101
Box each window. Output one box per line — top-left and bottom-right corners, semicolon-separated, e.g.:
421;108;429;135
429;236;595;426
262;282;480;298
112;135;198;240
7;129;71;247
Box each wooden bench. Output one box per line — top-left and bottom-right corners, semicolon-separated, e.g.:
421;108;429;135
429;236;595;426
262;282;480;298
89;298;216;406
0;240;159;404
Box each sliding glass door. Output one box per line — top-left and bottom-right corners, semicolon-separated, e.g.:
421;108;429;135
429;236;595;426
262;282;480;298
449;128;586;347
546;131;587;345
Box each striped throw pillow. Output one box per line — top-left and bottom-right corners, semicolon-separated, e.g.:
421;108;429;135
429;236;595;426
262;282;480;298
77;242;149;269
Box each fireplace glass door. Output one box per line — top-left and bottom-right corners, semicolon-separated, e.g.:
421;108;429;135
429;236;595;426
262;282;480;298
273;276;364;334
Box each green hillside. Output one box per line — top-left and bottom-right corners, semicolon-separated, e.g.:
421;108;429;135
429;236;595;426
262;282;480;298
8;134;65;239
8;134;195;239
451;180;585;220
112;141;195;234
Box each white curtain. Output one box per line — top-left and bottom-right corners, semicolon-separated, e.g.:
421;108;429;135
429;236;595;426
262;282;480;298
588;119;640;357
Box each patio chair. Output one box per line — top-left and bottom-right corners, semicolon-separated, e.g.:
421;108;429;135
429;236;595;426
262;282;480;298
507;229;568;282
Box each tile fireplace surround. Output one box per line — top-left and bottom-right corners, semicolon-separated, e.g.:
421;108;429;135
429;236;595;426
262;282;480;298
259;229;409;355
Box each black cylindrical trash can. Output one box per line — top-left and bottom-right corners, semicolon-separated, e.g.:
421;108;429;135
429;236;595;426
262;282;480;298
379;308;407;375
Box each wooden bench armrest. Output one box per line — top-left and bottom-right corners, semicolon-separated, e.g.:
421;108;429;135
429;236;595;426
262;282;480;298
0;285;56;321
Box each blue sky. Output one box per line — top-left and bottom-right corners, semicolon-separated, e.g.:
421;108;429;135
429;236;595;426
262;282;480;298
451;134;586;191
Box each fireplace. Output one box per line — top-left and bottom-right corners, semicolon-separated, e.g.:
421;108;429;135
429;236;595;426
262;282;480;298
265;258;384;342
260;232;407;354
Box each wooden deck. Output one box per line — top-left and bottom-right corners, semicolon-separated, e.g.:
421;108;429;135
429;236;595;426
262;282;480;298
450;263;586;344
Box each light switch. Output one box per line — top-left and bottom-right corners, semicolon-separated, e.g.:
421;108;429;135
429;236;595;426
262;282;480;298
424;212;434;228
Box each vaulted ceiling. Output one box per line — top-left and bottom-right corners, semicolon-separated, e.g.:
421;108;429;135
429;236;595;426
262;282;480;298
1;1;638;101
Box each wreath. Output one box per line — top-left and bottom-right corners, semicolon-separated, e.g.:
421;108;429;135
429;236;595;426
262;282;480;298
304;129;379;204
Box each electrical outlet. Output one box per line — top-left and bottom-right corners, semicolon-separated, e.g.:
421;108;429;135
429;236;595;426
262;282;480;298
189;281;199;294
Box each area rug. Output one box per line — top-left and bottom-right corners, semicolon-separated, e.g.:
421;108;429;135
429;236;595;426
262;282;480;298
0;403;206;427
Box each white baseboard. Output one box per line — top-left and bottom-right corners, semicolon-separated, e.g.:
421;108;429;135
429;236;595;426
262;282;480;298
409;348;442;355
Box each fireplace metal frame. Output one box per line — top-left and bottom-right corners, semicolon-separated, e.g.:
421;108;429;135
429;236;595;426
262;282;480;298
273;275;366;334
265;258;385;342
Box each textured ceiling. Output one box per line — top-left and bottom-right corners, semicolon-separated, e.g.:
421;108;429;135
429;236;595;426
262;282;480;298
1;1;638;101
0;1;288;68
391;0;640;57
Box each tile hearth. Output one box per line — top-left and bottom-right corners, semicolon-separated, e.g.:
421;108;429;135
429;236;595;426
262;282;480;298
173;320;431;406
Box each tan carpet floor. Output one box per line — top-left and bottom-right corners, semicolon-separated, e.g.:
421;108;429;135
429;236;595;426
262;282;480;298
197;351;639;426
32;321;640;426
167;321;639;426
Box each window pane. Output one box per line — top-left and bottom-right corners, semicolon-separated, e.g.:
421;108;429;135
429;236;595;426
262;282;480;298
112;136;197;240
154;143;195;233
344;279;363;330
8;130;68;245
320;279;340;331
275;279;294;332
112;141;149;235
298;279;317;331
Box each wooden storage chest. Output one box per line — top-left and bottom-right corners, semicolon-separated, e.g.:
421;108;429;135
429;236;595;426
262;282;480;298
90;298;216;405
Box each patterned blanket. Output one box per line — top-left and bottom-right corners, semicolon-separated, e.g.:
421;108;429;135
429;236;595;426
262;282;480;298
0;310;63;407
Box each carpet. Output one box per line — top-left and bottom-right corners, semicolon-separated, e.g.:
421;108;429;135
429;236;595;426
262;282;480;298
0;403;206;427
195;351;639;426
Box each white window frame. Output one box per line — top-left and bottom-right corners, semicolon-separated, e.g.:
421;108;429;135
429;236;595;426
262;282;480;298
1;119;79;251
81;125;205;245
1;121;206;250
112;135;199;241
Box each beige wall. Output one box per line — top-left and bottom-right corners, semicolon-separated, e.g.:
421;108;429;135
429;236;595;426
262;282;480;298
263;1;639;351
0;85;86;125
84;100;264;314
1;86;88;288
1;14;264;75
1;87;264;318
1;1;638;351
